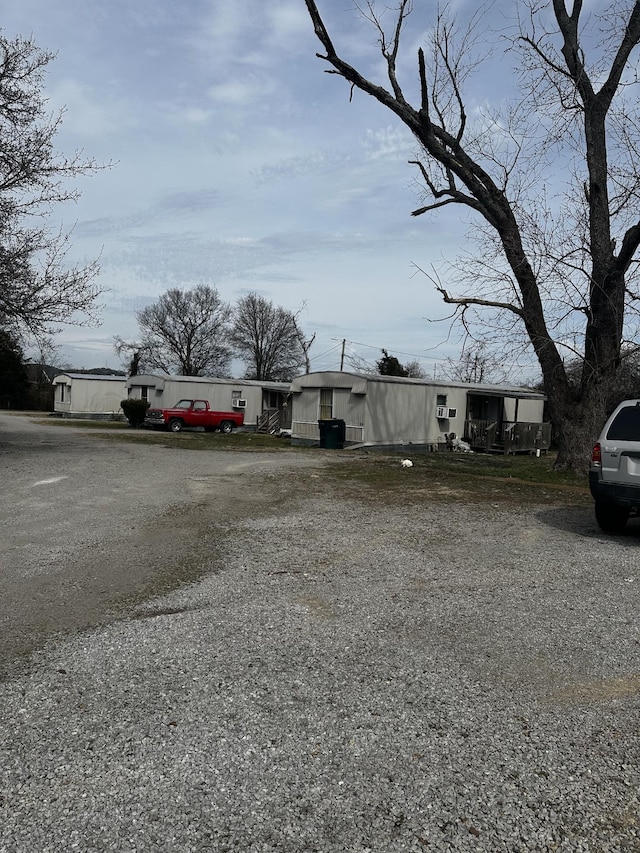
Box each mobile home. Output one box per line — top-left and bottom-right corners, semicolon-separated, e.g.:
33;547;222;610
53;373;128;419
290;371;549;453
126;374;291;431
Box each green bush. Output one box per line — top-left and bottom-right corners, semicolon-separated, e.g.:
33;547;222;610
121;398;150;427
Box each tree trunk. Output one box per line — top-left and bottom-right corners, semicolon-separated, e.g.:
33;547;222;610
545;380;609;473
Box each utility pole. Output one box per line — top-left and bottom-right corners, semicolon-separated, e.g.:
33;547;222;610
340;338;345;371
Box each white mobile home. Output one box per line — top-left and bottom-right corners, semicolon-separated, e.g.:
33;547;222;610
53;373;128;419
126;374;291;431
290;371;549;453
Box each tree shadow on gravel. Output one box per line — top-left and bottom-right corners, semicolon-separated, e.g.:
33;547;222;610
536;504;640;542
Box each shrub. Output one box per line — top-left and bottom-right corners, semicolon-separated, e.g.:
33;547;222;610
121;398;149;427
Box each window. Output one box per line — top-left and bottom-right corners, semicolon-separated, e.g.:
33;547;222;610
59;383;69;403
437;394;447;406
232;390;242;405
607;405;640;440
319;388;333;419
140;386;148;401
193;401;207;411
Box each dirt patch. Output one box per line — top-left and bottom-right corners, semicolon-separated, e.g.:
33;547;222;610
0;412;322;680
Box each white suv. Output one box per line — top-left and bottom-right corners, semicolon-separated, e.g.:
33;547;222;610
590;399;640;533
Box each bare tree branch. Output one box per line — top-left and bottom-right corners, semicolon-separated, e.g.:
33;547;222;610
0;35;106;338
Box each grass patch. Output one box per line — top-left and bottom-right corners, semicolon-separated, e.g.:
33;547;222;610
97;430;297;451
36;417;128;430
323;449;591;507
32;416;299;451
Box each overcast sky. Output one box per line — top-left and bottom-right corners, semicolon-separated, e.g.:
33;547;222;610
4;0;542;379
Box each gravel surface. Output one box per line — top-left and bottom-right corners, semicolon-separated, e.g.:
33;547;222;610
1;413;640;852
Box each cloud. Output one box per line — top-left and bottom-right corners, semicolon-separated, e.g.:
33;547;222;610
207;75;275;107
50;79;133;138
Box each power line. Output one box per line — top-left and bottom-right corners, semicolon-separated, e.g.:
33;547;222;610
328;336;540;372
330;337;443;364
309;342;343;363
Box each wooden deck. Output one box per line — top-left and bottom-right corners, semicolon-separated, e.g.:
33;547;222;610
464;419;551;454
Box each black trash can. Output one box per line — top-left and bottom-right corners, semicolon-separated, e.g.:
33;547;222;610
318;418;346;449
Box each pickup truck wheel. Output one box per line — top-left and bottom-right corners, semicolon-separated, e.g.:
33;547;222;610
220;420;233;434
595;500;629;534
168;418;183;433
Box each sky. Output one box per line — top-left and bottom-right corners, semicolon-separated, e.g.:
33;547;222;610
3;0;542;380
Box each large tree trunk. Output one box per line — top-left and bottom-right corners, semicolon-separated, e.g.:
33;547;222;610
545;378;610;473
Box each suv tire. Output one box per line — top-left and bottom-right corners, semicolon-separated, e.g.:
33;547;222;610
595;500;629;534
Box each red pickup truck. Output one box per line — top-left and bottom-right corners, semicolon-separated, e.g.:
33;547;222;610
145;399;244;433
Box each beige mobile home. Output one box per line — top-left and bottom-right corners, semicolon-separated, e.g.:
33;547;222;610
126;374;290;431
290;371;549;453
53;373;128;419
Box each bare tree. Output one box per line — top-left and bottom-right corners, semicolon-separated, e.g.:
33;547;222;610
136;285;232;376
442;343;507;385
404;359;427;379
0;34;103;339
304;1;640;471
297;329;316;375
113;337;149;377
231;293;306;381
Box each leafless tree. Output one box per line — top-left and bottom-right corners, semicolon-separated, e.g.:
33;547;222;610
135;285;232;376
404;359;427;379
113;337;148;377
304;0;640;470
297;329;316;374
231;292;307;381
0;34;103;339
442;343;507;385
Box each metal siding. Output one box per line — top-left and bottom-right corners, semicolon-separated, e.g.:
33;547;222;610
332;389;358;421
292;389;320;424
365;382;428;443
504;397;517;421
85;378;126;412
515;398;545;422
62;377;127;413
364;382;473;445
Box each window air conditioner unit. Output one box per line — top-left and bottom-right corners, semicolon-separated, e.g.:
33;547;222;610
436;406;457;419
234;399;247;408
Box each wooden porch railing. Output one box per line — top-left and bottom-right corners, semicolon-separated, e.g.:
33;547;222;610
464;419;497;451
257;409;282;434
464;419;551;454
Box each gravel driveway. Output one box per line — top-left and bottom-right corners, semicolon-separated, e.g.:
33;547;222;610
1;412;639;852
